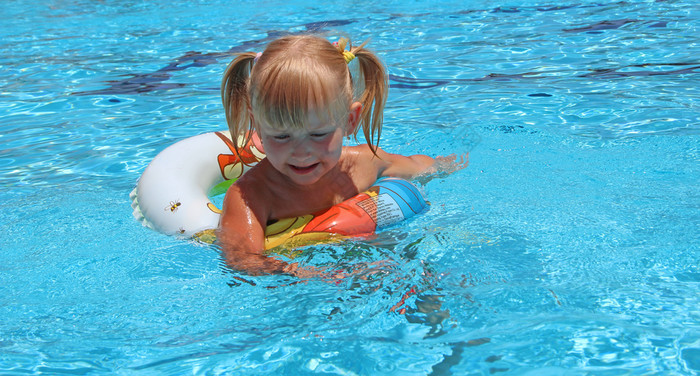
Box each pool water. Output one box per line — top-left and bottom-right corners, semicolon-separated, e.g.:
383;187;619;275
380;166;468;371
2;0;699;374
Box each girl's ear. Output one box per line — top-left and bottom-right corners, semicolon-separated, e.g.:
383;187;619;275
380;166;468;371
346;102;362;136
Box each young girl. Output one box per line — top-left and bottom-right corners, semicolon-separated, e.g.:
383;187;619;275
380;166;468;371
217;35;459;276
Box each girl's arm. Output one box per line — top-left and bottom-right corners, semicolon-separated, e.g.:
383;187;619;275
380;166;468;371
217;187;338;278
217;185;292;275
381;153;434;178
373;147;468;179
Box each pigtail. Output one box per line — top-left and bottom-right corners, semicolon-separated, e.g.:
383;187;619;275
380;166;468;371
221;52;257;156
348;42;388;155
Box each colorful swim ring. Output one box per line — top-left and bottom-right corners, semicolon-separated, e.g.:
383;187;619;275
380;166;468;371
130;131;429;249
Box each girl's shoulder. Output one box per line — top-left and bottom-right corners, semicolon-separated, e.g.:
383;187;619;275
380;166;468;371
340;145;388;189
224;161;281;223
229;161;275;204
343;144;387;160
341;144;378;168
342;144;392;168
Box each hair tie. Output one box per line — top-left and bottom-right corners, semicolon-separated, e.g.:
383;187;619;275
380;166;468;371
342;50;355;64
254;52;262;63
334;38;355;64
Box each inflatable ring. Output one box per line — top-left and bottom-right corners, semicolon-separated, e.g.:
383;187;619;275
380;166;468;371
130;131;429;249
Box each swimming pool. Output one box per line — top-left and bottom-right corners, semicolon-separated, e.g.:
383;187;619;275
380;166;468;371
1;0;698;374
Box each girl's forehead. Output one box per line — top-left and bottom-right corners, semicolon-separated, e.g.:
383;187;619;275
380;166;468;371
250;80;351;129
258;115;343;133
256;105;345;131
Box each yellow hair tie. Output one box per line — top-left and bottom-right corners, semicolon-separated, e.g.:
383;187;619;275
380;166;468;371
342;50;355;64
335;38;355;64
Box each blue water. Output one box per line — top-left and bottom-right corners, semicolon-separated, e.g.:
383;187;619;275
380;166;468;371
2;0;699;374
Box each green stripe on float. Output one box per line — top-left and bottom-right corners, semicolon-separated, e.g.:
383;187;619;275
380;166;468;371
208;179;236;198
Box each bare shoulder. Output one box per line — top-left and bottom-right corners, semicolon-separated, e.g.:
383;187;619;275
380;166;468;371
338;145;386;188
343;144;375;157
222;163;272;219
218;164;272;244
343;144;391;168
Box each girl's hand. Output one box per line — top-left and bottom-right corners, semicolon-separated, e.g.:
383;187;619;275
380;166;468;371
432;153;469;174
414;153;469;184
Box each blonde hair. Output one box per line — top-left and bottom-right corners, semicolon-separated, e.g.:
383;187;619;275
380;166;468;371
221;35;387;157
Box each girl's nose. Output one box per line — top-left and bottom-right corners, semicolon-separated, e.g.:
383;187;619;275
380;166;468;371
290;138;312;157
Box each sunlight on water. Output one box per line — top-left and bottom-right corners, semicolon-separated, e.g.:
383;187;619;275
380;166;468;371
1;0;698;374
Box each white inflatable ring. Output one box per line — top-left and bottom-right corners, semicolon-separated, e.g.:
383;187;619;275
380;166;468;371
130;131;264;237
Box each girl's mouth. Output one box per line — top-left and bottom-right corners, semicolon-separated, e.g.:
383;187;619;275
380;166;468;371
289;163;319;174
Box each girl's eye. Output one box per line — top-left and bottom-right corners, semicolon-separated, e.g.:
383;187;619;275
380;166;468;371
311;132;329;139
272;134;289;141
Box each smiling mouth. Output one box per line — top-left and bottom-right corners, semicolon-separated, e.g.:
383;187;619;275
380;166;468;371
289;163;319;174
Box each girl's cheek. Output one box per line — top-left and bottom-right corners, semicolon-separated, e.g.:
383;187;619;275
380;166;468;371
265;143;284;155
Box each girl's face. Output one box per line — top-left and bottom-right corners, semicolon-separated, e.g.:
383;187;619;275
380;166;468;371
256;104;360;186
